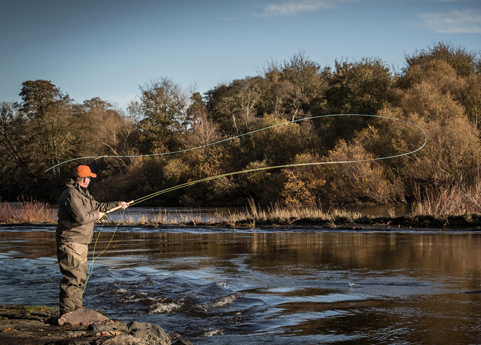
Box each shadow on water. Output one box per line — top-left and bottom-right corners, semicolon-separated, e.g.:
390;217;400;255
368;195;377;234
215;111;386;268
1;226;481;344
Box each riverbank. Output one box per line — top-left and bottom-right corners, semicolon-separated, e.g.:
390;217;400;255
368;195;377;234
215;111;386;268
84;212;481;230
2;213;481;230
0;305;192;345
3;199;481;229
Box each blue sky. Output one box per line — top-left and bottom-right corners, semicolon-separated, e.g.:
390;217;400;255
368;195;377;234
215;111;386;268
1;0;480;110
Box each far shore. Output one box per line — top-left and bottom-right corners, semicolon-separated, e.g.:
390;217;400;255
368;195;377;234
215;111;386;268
3;199;481;230
2;213;481;230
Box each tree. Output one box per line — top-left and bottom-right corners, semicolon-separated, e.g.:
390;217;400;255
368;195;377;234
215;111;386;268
18;80;74;182
324;58;393;115
322;140;402;204
397;82;465;124
0;102;29;173
0;102;34;199
405;42;478;77
397;60;458;93
74;98;138;167
261;52;328;120
136;77;190;153
280;51;327;112
453;74;481;129
205;77;263;135
0;80;75;200
184;92;220;147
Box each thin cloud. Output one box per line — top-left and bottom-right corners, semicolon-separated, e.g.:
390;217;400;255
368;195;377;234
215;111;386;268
418;9;481;33
257;0;343;17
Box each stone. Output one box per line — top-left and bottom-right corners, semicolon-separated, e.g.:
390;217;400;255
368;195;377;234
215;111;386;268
173;339;193;345
101;333;155;345
87;323;114;333
57;307;109;326
127;321;171;345
111;320;129;332
0;305;178;345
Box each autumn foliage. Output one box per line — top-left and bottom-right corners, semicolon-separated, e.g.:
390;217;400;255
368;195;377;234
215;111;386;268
1;42;480;211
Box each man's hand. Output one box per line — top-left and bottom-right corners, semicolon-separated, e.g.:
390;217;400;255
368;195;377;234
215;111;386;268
118;201;130;209
98;212;105;220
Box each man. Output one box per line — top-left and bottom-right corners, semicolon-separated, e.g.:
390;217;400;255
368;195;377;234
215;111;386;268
56;165;129;316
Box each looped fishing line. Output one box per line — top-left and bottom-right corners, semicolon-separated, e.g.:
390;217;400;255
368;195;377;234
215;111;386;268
62;114;427;290
124;115;427;207
44;114;426;173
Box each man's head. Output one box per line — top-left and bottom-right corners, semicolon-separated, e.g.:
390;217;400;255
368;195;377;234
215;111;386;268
73;165;97;188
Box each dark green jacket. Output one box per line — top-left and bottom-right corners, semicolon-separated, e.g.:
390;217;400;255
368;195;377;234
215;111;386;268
56;179;118;245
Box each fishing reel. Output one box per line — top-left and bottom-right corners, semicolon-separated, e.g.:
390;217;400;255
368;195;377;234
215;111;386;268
100;213;110;222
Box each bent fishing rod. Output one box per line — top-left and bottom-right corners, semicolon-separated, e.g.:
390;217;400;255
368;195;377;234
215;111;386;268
81;114;427;289
48;113;427;219
103;129;427;218
45;114;426;173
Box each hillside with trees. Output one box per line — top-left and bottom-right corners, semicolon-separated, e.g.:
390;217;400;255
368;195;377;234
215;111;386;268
1;42;480;210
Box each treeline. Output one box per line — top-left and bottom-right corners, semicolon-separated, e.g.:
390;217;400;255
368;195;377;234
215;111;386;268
1;42;481;207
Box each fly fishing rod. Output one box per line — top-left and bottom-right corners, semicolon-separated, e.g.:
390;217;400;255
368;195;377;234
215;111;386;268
80;113;427;290
99;200;134;222
99;114;427;211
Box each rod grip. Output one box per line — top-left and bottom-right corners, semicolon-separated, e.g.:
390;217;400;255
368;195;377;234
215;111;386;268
106;200;134;214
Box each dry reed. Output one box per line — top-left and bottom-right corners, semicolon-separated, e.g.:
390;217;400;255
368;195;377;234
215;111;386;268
216;199;363;225
0;200;57;223
411;180;481;216
107;200;362;226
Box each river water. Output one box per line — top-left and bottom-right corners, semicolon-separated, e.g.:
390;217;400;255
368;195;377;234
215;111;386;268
1;225;481;344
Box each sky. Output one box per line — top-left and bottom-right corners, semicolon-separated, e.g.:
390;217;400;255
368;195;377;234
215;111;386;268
1;0;480;111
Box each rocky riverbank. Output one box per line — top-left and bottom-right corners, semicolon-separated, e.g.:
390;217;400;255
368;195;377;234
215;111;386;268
0;305;193;345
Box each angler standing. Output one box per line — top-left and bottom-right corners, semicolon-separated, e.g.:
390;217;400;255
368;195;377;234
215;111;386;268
56;165;129;316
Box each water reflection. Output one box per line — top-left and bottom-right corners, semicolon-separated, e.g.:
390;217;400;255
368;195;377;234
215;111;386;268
1;226;481;344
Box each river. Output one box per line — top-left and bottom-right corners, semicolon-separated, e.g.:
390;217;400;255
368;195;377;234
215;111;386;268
1;225;481;344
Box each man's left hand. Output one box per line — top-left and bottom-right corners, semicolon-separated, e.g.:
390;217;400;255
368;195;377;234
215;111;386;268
118;201;130;209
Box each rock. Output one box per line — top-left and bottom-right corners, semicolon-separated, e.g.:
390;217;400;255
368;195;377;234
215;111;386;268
173;339;194;345
0;305;179;345
88;323;114;333
58;307;109;326
100;334;147;345
127;321;171;345
63;330;87;338
110;320;129;332
46;340;91;345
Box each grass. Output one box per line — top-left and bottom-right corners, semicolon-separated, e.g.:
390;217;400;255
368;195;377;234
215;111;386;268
0;200;56;224
105;200;364;227
411;180;481;217
222;199;363;226
22;306;55;318
4;184;481;227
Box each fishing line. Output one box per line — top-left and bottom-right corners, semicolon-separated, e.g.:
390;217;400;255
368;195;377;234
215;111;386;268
72;114;427;289
45;114;425;172
83;222;103;292
84;208;127;292
125;116;427;207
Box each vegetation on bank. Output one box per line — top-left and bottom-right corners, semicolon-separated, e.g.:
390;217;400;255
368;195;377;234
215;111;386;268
1;42;481;211
2;188;481;228
0;199;56;223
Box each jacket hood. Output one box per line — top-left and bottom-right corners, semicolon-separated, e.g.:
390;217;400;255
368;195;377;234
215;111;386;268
61;179;77;191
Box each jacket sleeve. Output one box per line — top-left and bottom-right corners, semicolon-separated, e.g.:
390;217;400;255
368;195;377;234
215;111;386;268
65;193;100;225
92;199;120;213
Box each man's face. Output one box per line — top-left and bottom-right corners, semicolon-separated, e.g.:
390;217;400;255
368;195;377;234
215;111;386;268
78;176;91;188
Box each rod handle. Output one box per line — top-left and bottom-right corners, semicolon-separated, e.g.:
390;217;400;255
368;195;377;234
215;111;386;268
106;200;134;214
